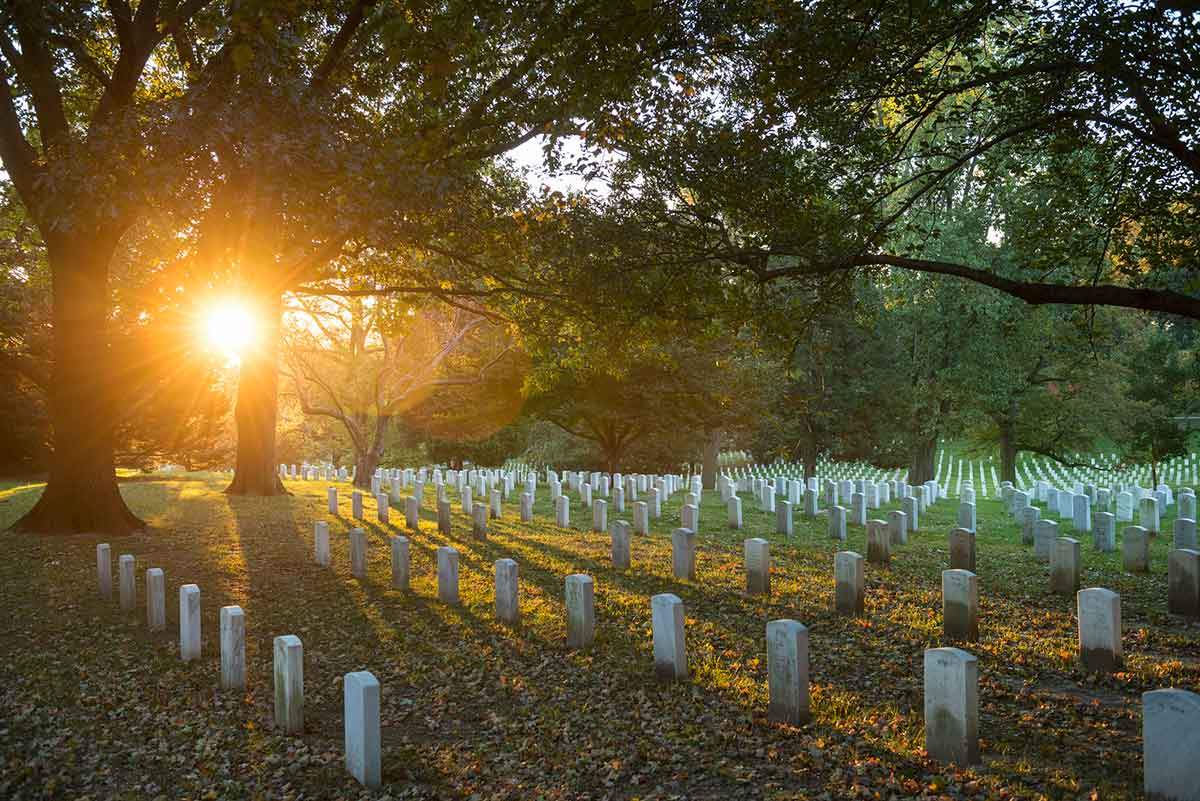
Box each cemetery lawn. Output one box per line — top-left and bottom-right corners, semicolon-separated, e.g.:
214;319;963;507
1;475;1197;800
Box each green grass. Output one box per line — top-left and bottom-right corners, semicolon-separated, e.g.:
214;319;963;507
0;473;1196;799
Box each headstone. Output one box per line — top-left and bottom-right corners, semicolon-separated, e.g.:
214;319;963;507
668;527;696;581
180;584;201;661
309;519;330;565
472;503;489;539
1050;537;1081;595
804;487;819;518
1094;511;1116;552
834;551;864;615
495;558;519;625
390;536;409;591
593;498;608;532
1139;496;1160;534
220;605;246;690
1143;689;1200;801
96;543;112;598
614;486;625;513
1021;505;1040;546
352;490;364;520
949;528;976;572
956;502;976;533
766;619;810;725
625;499;649;534
273;635;304;733
776;500;793;537
519;492;533;523
119;554;136;611
866;519;891;566
843;491;863;528
1181;491;1197;521
942;569;978;642
903;495;919;532
146;567;165;631
681;503;699;531
1115;491;1133;521
727;496;742;529
1077;588;1122;672
1174;517;1197;550
888;510;908;546
344;671;381;788
1123;526;1150;572
349;528;367;578
1073;493;1091;533
744;537;770;594
437;546;459;604
405;495;420;530
565;574;595;650
611;520;632;569
490;488;502;519
651;593;688;681
1034;519;1057;562
328;487;338;514
375;492;390;525
923;647;979;765
828;505;847;541
1168;549;1200;617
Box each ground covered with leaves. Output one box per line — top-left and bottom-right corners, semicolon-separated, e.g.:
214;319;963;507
0;473;1196;800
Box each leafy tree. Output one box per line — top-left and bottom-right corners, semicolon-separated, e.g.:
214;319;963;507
1120;320;1198;487
282;294;512;488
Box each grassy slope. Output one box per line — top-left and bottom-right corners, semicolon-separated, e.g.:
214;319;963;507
0;473;1196;800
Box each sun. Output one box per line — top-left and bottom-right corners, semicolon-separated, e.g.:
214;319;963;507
204;301;258;363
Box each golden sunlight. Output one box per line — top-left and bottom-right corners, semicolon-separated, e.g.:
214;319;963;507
203;300;258;363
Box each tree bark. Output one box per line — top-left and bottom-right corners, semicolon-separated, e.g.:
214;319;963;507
701;430;720;490
908;434;938;486
226;291;286;496
351;416;389;490
998;410;1018;485
13;235;144;534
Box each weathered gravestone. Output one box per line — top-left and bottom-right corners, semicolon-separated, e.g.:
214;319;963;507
273;635;304;734
611;521;632;569
1034;519;1057;563
651;593;688;681
180;584;201;661
1077;587;1121;672
220;605;246;690
834;551;864;615
492;558;519;625
672;528;698;581
949;528;976;572
942;569;979;642
829;505;847;541
888;509;908;546
565;575;595;649
390;536;409;591
744;537;770;595
766;619;810;725
1094;511;1116;552
1168;549;1200;617
437;547;459;604
146;567;165;631
1143;689;1200;801
866;519;891;566
1051;537;1081;595
924;647;979;766
1123;526;1151;573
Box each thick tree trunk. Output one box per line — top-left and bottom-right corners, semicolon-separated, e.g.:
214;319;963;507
351;417;389;490
226;292;286;496
13;236;144;534
908;434;938;486
701;430;720;490
998;418;1018;485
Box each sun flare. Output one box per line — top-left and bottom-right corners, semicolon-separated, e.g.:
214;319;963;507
204;301;258;363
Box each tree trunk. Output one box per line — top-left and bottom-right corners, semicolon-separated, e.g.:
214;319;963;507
226;291;286;496
352;416;389;490
998;420;1018;485
13;235;144;534
908;434;938;485
701;430;720;490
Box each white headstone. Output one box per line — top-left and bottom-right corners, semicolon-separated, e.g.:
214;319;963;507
1077;587;1121;672
744;537;770;594
651;593;688;681
942;569;978;642
344;671;381;788
766;619;809;725
273;635;304;733
835;551;864;615
179;584;201;661
119;554;136;611
146;567;165;631
923;647;979;765
1143;689;1200;801
437;546;459;604
390;535;409;591
495;558;519;625
220;605;246;690
565;574;595;649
